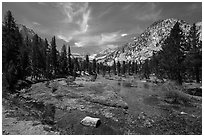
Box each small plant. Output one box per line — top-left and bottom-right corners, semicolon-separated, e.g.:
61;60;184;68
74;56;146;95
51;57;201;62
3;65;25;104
51;84;58;93
42;103;56;125
45;81;50;87
162;81;191;106
122;81;132;87
143;83;149;89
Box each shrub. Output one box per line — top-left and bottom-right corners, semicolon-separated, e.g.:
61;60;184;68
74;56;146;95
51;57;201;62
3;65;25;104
122;81;132;87
51;83;58;93
161;81;191;106
42;103;55;125
144;83;149;89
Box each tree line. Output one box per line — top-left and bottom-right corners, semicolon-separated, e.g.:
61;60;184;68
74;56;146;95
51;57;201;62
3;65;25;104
2;11;202;92
148;22;202;84
2;10;139;91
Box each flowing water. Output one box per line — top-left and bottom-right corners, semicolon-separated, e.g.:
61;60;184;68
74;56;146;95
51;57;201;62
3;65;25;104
115;79;166;117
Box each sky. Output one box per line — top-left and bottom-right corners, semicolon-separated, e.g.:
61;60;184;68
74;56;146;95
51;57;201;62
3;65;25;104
2;2;202;54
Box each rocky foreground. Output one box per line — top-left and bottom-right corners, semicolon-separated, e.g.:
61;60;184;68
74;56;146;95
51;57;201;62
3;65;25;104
2;75;202;135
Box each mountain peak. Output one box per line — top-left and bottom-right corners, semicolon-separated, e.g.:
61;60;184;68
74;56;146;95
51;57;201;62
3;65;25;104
95;18;202;65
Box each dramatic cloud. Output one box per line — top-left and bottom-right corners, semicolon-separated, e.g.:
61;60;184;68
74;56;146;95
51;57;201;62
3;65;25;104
70;31;121;48
2;2;202;54
57;2;91;33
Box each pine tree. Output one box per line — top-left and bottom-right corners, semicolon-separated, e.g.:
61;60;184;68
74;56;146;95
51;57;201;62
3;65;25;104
150;52;160;77
44;38;51;79
88;61;93;75
134;61;138;74
2;10;23;90
60;45;68;75
117;61;121;75
128;61;131;75
85;54;89;72
17;35;30;80
157;22;186;84
2;10;21;71
73;57;80;75
122;61;126;75
185;23;202;83
96;63;100;74
31;34;41;80
113;60;116;75
131;61;135;74
108;66;111;76
102;64;106;77
92;59;97;73
68;46;73;75
143;59;150;79
73;58;78;79
50;36;58;76
19;44;30;79
38;38;47;77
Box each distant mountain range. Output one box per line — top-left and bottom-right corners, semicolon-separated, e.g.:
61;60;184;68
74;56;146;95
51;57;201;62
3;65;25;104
94;18;202;65
18;18;202;65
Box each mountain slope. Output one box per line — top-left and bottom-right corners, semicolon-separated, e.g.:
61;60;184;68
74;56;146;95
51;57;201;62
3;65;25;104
18;24;36;40
96;18;202;65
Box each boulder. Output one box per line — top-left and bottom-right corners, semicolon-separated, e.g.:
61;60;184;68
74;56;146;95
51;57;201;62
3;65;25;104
58;80;67;86
81;116;101;127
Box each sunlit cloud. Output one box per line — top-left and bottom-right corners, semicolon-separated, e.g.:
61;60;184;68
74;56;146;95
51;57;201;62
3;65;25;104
77;8;91;33
57;34;72;42
3;2;201;54
74;42;84;47
32;21;40;26
121;33;128;37
57;2;91;34
99;31;121;45
71;31;121;48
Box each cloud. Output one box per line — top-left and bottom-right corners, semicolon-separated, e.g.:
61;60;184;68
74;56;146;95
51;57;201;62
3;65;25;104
137;3;162;21
98;7;112;18
99;31;121;45
57;34;72;42
121;33;128;37
71;31;121;48
74;42;84;47
57;2;91;33
77;9;91;33
106;44;118;49
32;21;40;26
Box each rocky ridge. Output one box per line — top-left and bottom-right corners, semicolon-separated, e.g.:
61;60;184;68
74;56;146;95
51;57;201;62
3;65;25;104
95;18;202;65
